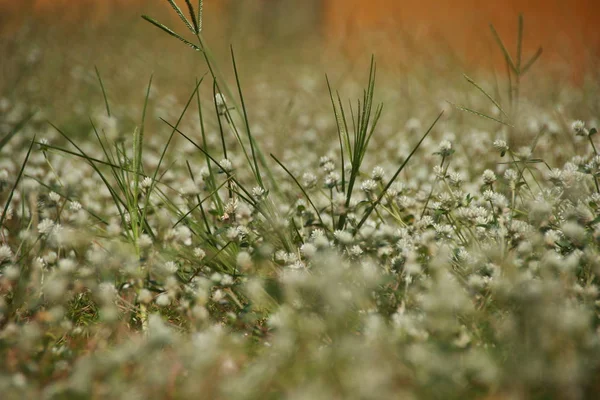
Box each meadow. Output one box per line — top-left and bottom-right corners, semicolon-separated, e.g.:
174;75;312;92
1;1;600;399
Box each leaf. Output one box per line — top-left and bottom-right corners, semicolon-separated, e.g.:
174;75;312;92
447;101;513;127
489;23;517;74
0;111;35;151
463;74;509;119
142;15;201;52
521;47;543;75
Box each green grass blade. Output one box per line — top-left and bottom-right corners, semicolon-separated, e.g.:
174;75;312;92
521;47;543;75
356;111;444;232
94;66;111;117
0;111;35;151
231;46;262;187
326;75;346;192
270;153;327;230
516;14;524;72
142;15;201;52
489;23;517;74
0;136;35;228
463;74;509;119
447;101;513;127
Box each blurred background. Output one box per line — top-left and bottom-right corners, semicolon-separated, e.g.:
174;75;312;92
0;0;599;124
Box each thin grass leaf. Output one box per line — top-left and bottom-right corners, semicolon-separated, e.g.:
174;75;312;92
447;101;513;127
0;111;35;151
490;23;517;74
270;154;327;230
142;15;201;52
463;74;509;119
231;46;263;187
141;79;203;230
173;176;232;228
326;75;346;192
159;118;257;205
1;136;35;228
516;14;524;72
521;47;543;75
94;66;111;117
165;0;195;33
356;111;444;232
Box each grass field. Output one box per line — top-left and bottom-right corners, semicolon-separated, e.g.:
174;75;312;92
1;1;600;399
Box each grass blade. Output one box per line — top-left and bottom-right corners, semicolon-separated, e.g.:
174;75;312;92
0;111;35;151
463;74;509;119
270;154;327;230
521;47;543;75
1;136;35;229
356;111;444;232
94;66;111;117
142;15;201;52
447;101;513;127
490;23;517;74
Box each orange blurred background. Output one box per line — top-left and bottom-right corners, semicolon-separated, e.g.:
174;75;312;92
1;0;599;79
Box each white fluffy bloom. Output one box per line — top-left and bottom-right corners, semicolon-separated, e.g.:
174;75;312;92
571;120;588;136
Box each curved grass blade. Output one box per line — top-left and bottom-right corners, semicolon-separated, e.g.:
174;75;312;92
270;153;328;230
0;111;36;151
1;136;35;228
463;74;509;120
142;15;201;52
447;101;513;127
94;66;111;117
521;47;543;75
490;24;517;74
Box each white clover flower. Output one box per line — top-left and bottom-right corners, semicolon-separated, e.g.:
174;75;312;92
482;169;497;185
236;251;252;270
493;139;509;153
138;289;153;304
348;245;364;257
219;158;233;173
141;176;153;189
48;191;61;203
69;201;82;211
438;140;453;156
252;186;266;199
571;120;588;136
58;258;76;273
360;179;378;192
371;166;385;181
221;274;234;286
138;234;153;248
38;218;55;235
324;172;340;188
164;261;179;274
433;165;446;179
334;230;353;245
156;293;171;306
300;243;317;258
0;244;13;262
504;169;518;182
302;172;318;188
194;247;206;260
